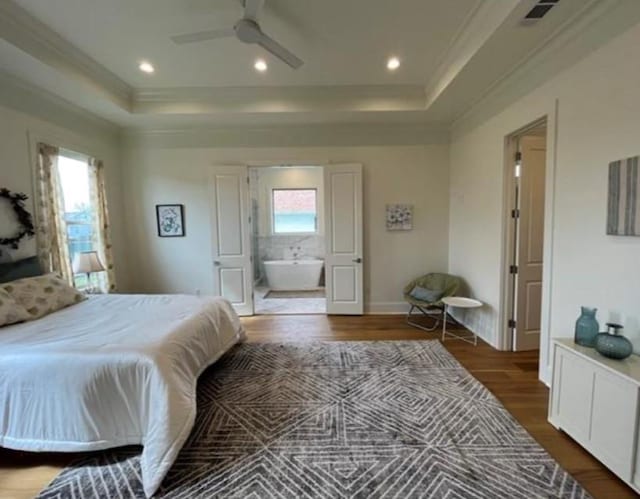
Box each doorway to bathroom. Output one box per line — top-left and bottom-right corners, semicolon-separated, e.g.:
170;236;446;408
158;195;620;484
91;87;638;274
249;166;327;314
208;163;363;316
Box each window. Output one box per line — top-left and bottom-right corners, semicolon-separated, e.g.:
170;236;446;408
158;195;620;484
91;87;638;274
272;189;317;234
37;143;115;292
58;153;96;288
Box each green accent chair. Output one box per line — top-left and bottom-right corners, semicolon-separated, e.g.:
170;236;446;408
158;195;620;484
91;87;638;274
404;273;461;331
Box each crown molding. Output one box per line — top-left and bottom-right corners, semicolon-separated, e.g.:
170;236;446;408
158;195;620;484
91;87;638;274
2;0;631;137
452;0;637;135
0;0;132;111
0;70;121;139
133;85;427;115
122;122;449;149
424;0;520;109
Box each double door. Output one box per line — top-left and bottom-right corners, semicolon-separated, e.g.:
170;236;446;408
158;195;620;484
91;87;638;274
208;164;363;315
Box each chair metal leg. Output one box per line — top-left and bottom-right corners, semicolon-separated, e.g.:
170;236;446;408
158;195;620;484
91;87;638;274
406;305;442;332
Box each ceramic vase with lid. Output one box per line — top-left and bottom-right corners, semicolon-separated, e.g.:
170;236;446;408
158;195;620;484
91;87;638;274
595;323;633;360
574;306;599;347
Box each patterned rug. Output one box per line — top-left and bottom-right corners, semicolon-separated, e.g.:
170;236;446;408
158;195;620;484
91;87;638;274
38;341;589;498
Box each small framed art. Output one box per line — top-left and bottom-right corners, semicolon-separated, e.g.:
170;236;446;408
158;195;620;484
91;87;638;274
386;204;413;231
607;155;639;236
156;204;185;237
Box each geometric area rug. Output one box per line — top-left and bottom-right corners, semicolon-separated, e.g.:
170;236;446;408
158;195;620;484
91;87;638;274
38;341;590;498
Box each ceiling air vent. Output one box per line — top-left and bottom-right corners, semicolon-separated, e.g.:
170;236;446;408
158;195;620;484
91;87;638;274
524;0;559;21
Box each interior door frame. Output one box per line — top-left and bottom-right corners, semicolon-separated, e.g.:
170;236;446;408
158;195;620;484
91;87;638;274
497;102;558;385
245;160;328;316
500;118;547;351
245;160;364;316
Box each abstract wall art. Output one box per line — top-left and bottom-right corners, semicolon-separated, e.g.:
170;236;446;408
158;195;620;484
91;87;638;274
607;156;639;236
386;204;413;231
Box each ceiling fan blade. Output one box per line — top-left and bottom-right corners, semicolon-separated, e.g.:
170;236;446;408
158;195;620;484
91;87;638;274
171;28;235;45
257;32;303;69
243;0;264;21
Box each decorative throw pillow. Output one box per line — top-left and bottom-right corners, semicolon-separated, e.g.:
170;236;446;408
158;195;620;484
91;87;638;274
0;288;31;326
1;273;86;320
409;285;444;303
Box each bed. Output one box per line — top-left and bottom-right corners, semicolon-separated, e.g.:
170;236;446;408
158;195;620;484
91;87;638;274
0;293;244;497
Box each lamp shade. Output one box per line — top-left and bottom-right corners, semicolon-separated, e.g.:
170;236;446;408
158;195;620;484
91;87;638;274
72;251;105;274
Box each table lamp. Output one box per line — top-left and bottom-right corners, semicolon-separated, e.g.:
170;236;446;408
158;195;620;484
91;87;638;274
72;251;105;291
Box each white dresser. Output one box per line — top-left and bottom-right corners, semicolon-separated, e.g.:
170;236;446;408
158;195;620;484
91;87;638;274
549;339;640;492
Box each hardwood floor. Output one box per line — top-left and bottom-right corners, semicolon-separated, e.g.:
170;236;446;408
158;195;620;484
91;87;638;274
0;314;634;498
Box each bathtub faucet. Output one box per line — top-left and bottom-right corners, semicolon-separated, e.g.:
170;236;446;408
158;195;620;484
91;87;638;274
289;235;313;259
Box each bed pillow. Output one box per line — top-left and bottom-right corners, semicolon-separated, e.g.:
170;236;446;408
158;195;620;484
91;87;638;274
409;285;444;303
0;256;43;284
0;288;31;326
1;273;86;320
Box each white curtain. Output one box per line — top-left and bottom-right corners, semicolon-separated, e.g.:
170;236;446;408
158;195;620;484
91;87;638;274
35;143;74;285
88;158;117;292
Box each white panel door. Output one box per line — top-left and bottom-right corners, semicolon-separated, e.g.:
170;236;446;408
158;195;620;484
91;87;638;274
324;164;363;315
514;135;546;351
209;165;253;316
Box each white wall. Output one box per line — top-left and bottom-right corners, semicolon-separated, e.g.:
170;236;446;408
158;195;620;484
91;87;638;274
121;144;450;312
449;23;640;383
0;101;128;285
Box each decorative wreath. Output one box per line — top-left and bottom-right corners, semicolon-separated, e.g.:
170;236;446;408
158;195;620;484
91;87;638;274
0;188;35;249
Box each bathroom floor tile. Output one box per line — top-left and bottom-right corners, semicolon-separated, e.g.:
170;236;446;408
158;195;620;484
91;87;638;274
254;286;327;315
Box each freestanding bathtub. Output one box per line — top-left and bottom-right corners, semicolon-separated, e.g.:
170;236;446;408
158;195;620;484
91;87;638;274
264;259;324;290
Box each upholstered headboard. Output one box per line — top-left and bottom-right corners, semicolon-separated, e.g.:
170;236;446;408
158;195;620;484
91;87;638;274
0;256;43;283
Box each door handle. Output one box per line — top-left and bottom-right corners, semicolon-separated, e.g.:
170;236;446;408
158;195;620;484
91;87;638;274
214;260;221;266
352;257;362;263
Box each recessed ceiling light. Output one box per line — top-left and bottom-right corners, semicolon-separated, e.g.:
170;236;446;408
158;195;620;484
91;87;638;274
387;57;400;71
254;59;268;72
139;61;154;74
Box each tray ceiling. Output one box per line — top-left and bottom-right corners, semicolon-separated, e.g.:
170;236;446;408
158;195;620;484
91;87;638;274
12;0;478;87
1;0;638;130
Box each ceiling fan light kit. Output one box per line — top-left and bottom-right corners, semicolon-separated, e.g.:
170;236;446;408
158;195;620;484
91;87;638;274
171;0;304;69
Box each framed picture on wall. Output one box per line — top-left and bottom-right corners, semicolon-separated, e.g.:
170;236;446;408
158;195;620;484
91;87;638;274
607;155;639;236
386;204;413;231
156;204;185;237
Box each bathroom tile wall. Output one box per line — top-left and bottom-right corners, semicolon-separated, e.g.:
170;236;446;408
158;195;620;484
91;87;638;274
259;235;325;261
257;235;325;286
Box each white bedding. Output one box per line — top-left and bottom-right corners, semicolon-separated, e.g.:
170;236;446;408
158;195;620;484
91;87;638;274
0;294;244;497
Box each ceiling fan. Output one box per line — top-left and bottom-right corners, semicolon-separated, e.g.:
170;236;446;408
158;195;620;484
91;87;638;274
170;0;303;69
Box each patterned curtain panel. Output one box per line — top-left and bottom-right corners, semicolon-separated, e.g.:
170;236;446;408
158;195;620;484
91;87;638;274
88;159;117;292
35;143;74;284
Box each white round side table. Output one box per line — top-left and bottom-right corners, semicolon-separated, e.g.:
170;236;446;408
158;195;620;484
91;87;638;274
441;296;483;346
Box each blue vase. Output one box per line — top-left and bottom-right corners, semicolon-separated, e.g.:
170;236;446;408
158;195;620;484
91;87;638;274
574;307;599;347
595;323;633;360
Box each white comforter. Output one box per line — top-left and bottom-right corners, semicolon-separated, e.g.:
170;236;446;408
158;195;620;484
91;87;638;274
0;294;244;497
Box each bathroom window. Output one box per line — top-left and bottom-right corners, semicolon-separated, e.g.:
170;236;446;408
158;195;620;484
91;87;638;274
272;189;317;234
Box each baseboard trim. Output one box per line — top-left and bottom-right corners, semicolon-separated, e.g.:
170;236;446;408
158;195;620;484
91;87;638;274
365;302;411;315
